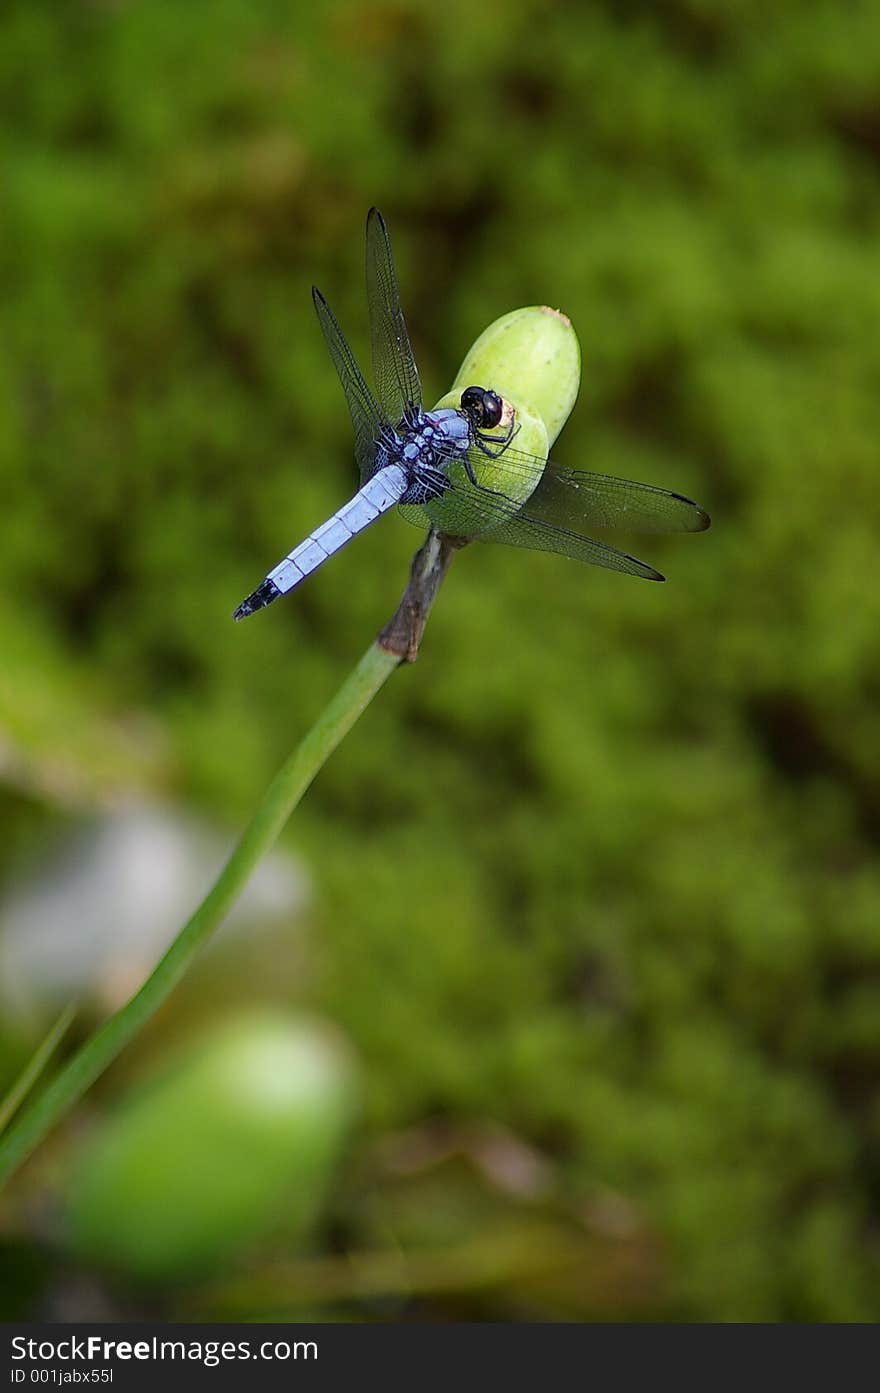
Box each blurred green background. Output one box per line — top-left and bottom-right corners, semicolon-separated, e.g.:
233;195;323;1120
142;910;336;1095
2;0;880;1322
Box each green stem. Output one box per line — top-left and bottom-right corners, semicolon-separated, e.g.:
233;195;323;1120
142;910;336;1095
0;640;399;1190
0;1003;77;1137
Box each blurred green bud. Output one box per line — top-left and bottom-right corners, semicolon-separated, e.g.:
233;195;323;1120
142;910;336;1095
426;305;581;522
64;1011;359;1283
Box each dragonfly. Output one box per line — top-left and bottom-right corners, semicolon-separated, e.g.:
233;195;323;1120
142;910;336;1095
233;208;710;620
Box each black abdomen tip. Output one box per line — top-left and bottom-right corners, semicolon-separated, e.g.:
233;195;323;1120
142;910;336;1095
233;577;282;621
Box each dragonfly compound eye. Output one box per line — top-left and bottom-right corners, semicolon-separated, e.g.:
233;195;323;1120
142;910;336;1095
480;390;503;428
461;385;504;429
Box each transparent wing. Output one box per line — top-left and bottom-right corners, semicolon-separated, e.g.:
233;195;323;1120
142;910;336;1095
398;457;666;582
365;207;422;426
312;286;388;484
456;440;711;534
469;508;665;580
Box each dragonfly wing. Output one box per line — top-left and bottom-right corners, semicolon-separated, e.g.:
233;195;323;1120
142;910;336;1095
455;441;710;534
398;464;665;582
365;207;422;425
312;287;387;484
527;460;710;534
475;508;665;579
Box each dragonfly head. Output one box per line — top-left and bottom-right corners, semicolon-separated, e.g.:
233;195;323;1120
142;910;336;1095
460;385;504;430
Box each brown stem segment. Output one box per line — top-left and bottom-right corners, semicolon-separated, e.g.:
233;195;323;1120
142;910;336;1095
378;530;468;663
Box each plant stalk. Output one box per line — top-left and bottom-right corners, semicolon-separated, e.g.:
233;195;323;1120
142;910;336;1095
0;641;402;1188
0;528;463;1191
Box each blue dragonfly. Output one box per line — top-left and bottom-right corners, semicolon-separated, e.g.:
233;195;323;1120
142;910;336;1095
233;209;709;620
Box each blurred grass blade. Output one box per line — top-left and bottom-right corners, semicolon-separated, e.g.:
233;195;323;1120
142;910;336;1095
0;1004;77;1137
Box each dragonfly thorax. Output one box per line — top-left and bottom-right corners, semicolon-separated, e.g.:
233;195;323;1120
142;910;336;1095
386;406;471;504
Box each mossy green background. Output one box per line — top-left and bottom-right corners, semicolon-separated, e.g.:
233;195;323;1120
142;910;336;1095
2;0;880;1321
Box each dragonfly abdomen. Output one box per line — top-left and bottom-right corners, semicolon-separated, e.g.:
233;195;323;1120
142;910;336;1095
233;464;408;619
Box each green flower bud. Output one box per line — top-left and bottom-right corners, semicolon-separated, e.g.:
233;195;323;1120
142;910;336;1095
444;304;581;449
419;305;581;528
64;1011;359;1283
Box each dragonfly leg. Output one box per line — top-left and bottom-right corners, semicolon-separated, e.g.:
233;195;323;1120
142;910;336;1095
473;420;521;459
461;445;517;499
